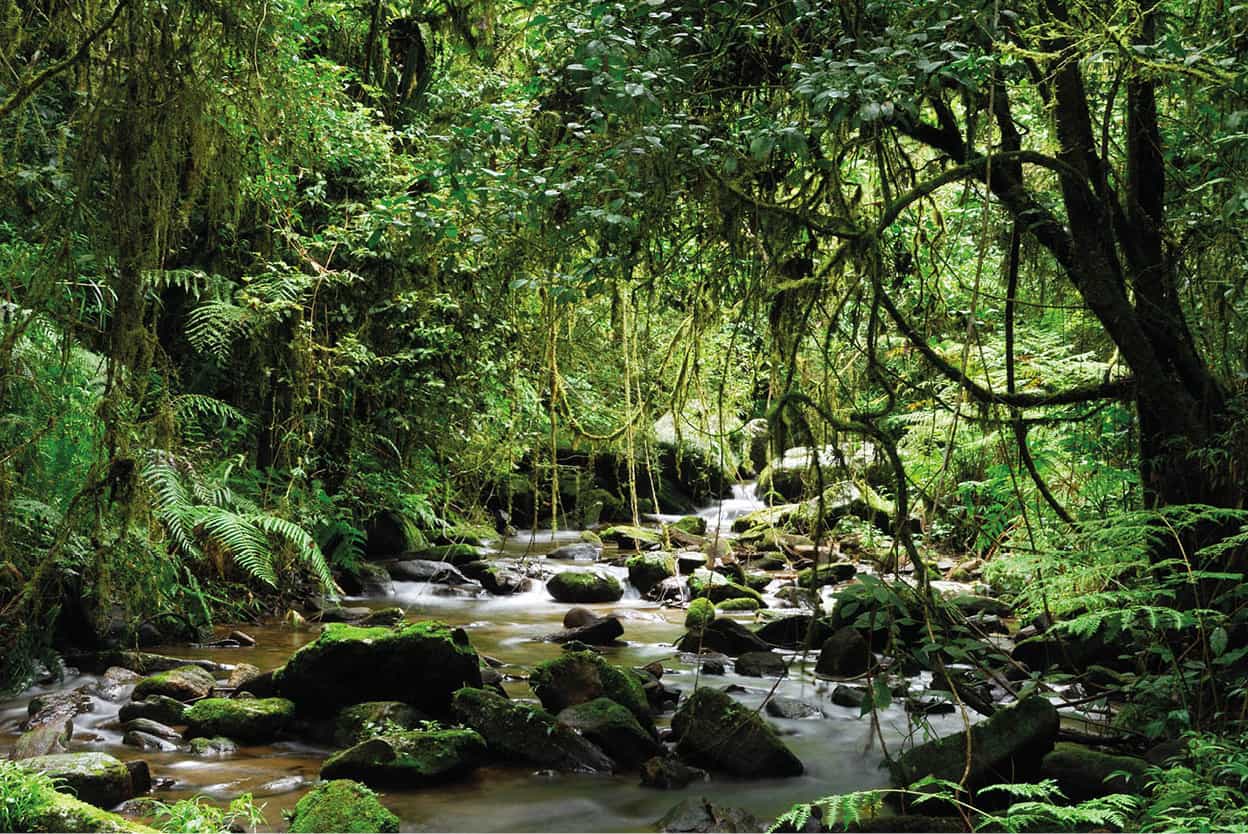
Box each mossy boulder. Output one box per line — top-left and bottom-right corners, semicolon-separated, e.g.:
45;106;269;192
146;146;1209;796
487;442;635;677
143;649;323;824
626;553;676;595
716;598;760;612
275;621;481;715
548;542;601;561
334;702;429;747
187;737;237;757
670;688;803;778
20;790;158;833
449;687;614;772
321;729;487;786
23;752;138;809
795;481;897;533
182;697;295;743
756;614;833;650
693;580;764;607
685;598;716;630
459;561;531;595
950;594;1012;618
413;543;487;566
815;628;875;678
529;651;652;730
546;570;623;603
676;618;771;657
890;696;1059;793
557;698;663;767
131;666;215;702
669;516;708;536
655;798;762;832
797;562;858;589
546;614;625;646
288;779;399;834
600;525;663;550
734;651;787;677
1040;742;1149;801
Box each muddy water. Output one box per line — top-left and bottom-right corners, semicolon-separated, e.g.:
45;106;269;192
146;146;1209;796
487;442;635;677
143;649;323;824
0;488;965;832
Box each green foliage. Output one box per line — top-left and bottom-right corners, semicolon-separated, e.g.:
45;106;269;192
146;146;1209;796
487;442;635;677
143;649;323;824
149;794;266;834
0;760;60;832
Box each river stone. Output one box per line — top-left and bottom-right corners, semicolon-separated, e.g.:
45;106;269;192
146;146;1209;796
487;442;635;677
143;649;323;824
548;543;601;561
832;684;868;709
288;779;400;834
734;651;788;678
275;620;482;715
546;571;623;603
188;736;238;757
123;730;180;753
796;562;858;588
226;663;262;690
815;628;874;678
557;698;663;767
764;696;824;720
529;651;652;730
23;752;138;808
774;586;820;609
387;559;471;584
121;718;180;741
670;688;803;778
459;561;531;595
334;701;430;747
755;614;832;650
676;618;770;657
118;696;187;726
84;667;142;702
890;696;1059;793
546;615;625;646
640;757;708;790
337;561;395;597
600;525;663;549
132;665;216;702
450;687;614;773
1040;742;1149;801
716;597;760;612
183;697;296;743
320;729;487;786
13;722;74;759
655;797;764;832
950;594;1013;618
627;553;676;595
410;543;487;566
17;789;158;834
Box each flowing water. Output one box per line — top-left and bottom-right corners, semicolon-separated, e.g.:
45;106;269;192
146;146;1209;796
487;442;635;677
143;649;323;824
0;484;964;832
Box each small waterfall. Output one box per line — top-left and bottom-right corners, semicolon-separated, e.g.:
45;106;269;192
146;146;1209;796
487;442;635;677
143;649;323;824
696;481;764;536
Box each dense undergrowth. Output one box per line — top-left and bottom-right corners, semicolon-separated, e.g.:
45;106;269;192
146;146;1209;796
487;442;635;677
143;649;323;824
2;0;1248;829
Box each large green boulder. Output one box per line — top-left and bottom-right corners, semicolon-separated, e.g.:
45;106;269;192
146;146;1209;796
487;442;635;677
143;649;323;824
600;525;663;549
118;696;185;726
288;779;399;833
411;543;486;566
890;696;1059;792
182;697;295;743
626;553;676;595
22;753;137;809
449;687;614;772
684;598;715;630
676;618;770;657
1040;742;1149;801
19;789;157;833
320;729;487;786
546;571;624;603
529;651;652;730
334;702;429;747
670;688;803;778
131;666;215;702
557;698;663;768
797;562;858;589
275;621;481;715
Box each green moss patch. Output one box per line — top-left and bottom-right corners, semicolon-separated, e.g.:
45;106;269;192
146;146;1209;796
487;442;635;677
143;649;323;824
288;779;399;833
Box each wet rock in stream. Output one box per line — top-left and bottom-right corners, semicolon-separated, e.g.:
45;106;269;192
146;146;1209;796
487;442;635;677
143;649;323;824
22;751;144;808
640;756;708;790
764;696;825;720
547;542;602;561
183;697;296;743
557;698;663;767
450;686;614;773
546;570;624;603
655;797;764;832
528;651;654;731
288;779;399;834
734;651;788;678
670;688;803;778
676;617;770;656
131;665;216;702
334;701;430;747
459;560;532;594
545;614;625;646
320;728;487;786
119;695;187;726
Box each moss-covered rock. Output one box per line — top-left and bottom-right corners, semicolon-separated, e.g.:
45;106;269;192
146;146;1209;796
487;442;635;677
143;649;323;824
730;504;800;535
546;570;624;603
756;614;833;650
320;729;486;786
187;737;237;757
655;797;762;832
131;666;215;702
1040;742;1149;801
890;696;1059;793
529;651;652;731
449;687;614;772
275;621;482;715
669;516;708;536
626;553;676;595
639;757;708;790
333;702;429;747
670;688;803;778
797;562;858;589
600;525;663;550
694;580;764;607
557;698;663;767
182;697;295;743
22;752;137;809
413;543;487;566
684;598;716;630
20;790;157;833
716;598;760;612
288;779;399;834
733;651;787;677
794;481;896;533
